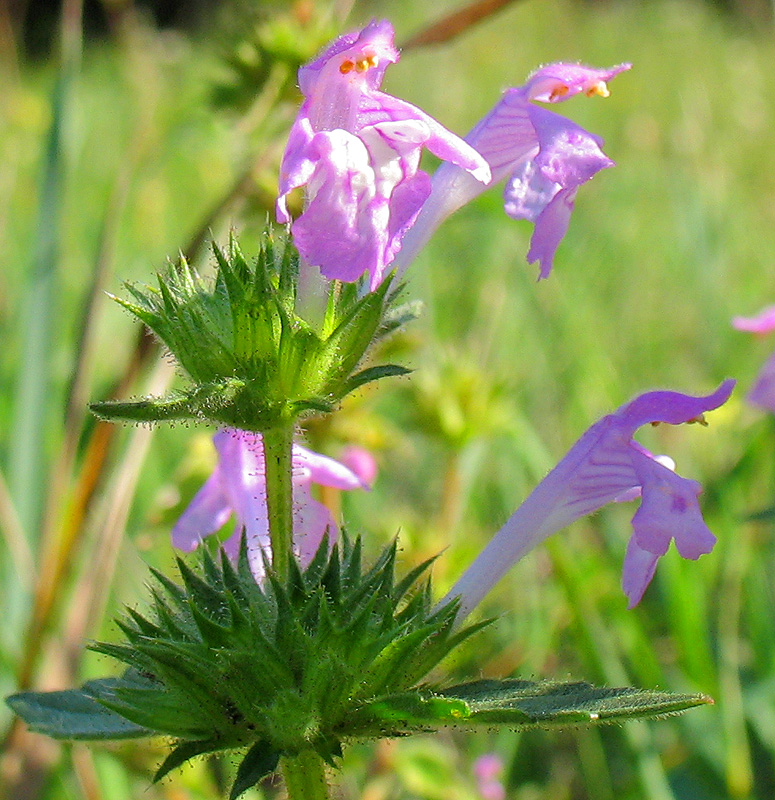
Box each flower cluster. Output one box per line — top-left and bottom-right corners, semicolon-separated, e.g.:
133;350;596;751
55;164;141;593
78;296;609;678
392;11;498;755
171;18;728;615
277;19;628;286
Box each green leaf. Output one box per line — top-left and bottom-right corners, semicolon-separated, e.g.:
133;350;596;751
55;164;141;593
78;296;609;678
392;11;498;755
230;741;280;800
6;681;152;740
154;738;230;782
340;364;411;396
438;679;713;726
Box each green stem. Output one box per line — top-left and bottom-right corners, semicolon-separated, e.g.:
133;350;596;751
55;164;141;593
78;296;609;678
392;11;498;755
281;750;331;800
262;424;295;580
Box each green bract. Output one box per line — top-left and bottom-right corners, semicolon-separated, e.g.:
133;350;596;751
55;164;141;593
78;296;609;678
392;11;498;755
8;538;712;799
90;230;410;431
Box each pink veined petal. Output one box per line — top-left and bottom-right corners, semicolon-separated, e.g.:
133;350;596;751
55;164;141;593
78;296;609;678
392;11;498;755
278;19;490;286
621;537;660;608
290;130;386;283
293;444;365;490
747;351;775;413
732;305;775;334
171;470;232;552
394;65;626;280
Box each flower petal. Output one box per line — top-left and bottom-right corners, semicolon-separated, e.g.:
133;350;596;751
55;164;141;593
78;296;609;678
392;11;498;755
616;379;735;432
443;382;733;620
293;444;365;489
171;471;231;552
293;483;339;565
629;447;716;559
732;305;775;334
747;351;775;413
524;63;631;104
621;537;660;608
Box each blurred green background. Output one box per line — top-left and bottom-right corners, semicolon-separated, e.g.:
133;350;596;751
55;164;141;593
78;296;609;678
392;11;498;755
2;0;775;798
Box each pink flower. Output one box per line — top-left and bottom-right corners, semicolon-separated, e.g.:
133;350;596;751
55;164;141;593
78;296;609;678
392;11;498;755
340;445;378;488
733;305;775;413
473;754;505;800
172;429;365;580
395;63;630;279
444;381;734;618
277;19;490;289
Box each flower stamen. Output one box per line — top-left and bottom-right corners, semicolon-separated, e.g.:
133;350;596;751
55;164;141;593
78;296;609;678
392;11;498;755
585;80;610;98
549;84;570;101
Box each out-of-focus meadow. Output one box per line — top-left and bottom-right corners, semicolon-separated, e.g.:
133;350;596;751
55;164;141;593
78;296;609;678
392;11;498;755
2;0;775;797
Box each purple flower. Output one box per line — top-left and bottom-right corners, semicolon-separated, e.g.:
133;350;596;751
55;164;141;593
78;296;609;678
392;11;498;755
444;381;734;619
172;428;365;580
733;305;775;413
276;19;490;289
395;62;630;279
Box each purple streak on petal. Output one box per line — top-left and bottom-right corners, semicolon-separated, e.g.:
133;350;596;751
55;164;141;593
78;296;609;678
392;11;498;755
621;537;660;608
171;471;231;552
732;305;775;334
444;382;734;620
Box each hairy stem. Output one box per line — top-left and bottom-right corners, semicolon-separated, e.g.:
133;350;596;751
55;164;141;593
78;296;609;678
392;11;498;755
281;750;331;800
262;424;295;580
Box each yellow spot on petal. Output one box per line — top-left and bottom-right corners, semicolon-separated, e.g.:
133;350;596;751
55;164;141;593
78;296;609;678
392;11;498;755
585;80;610;98
340;59;354;74
549;84;570;101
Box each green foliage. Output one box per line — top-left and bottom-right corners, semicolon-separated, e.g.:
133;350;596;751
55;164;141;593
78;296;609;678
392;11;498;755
90;231;410;431
7;538;712;798
8;538;481;796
